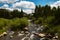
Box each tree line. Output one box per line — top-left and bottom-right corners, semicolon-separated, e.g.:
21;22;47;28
0;9;27;19
0;9;29;34
0;5;60;37
32;5;60;37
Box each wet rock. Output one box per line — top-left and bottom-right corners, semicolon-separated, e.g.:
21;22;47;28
22;37;30;40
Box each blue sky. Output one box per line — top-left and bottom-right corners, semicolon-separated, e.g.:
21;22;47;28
0;0;59;6
0;0;60;14
26;0;58;5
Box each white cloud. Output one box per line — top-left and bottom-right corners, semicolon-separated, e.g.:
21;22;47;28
5;8;14;11
13;1;35;9
1;4;9;8
50;0;60;8
0;4;14;11
23;9;34;14
0;0;27;3
0;0;17;3
12;1;35;14
0;1;35;14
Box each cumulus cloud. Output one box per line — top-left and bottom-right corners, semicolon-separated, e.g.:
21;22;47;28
5;8;14;11
0;1;35;14
0;0;18;3
1;4;9;8
13;1;35;9
0;0;27;3
12;1;35;14
50;0;60;8
0;4;14;11
23;9;34;14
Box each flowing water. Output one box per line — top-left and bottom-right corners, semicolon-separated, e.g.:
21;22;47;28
0;19;45;40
